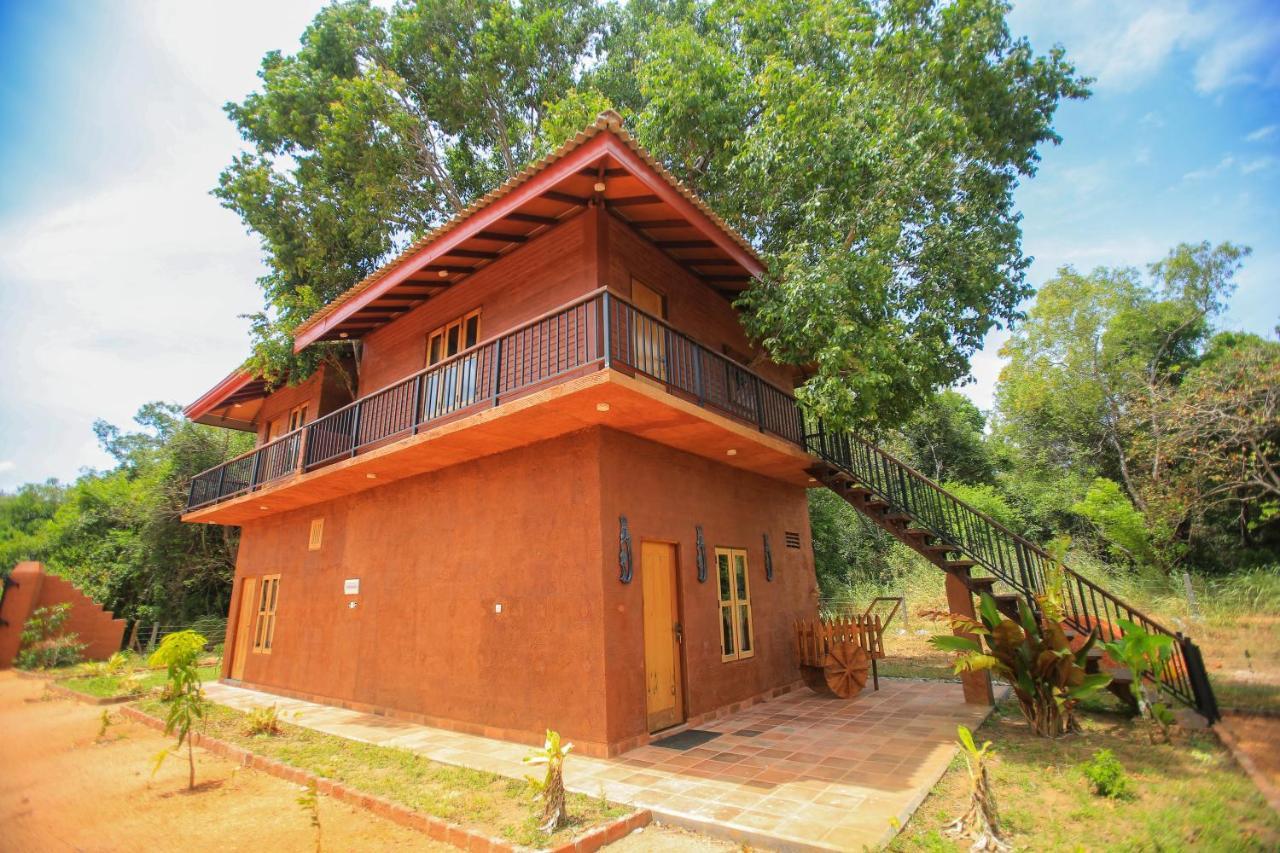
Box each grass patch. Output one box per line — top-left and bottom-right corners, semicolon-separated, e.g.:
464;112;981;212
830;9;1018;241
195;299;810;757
134;697;627;848
59;665;220;699
889;700;1280;852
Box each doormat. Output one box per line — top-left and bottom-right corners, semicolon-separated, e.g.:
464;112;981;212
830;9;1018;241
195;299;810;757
652;729;721;750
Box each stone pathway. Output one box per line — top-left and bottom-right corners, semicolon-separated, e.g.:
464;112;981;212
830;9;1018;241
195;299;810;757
205;678;1000;851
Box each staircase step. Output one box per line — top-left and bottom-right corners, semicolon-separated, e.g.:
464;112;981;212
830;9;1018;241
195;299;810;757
943;558;978;571
992;594;1021;619
967;577;999;593
880;511;911;523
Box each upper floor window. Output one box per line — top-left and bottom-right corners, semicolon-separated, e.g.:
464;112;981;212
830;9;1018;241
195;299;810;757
427;309;481;366
252;574;280;654
287;403;308;432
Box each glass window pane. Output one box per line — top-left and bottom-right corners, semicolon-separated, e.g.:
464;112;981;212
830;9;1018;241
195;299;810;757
738;605;752;652
268;579;278;611
465;315;479;348
446;324;460;356
429;335;442;365
734;554;748;600
721;605;735;657
717;553;731;602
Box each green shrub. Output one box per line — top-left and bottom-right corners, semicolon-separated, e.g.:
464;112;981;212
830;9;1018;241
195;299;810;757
1082;749;1132;799
16;604;85;669
243;704;283;737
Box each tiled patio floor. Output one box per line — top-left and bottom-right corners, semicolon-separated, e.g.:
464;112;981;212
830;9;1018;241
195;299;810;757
204;679;1000;851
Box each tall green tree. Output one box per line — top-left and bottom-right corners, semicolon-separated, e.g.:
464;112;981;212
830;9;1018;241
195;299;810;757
216;0;608;385
220;0;1087;429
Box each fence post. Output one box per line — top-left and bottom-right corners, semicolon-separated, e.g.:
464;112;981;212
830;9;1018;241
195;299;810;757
410;373;423;433
349;401;363;458
491;338;504;408
250;446;264;489
601;291;612;368
216;464;227;499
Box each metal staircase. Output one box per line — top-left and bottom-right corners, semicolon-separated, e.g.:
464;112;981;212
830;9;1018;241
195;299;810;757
804;420;1220;723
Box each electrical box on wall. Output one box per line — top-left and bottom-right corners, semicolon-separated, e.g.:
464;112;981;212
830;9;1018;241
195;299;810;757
344;578;360;595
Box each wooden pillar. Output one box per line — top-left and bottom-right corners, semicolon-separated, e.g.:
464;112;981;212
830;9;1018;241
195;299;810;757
945;567;994;705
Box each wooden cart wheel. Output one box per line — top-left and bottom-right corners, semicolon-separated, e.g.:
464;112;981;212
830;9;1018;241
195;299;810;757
823;641;870;699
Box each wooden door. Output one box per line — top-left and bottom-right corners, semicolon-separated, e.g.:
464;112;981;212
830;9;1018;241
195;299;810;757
230;578;257;680
631;280;667;382
642;541;684;732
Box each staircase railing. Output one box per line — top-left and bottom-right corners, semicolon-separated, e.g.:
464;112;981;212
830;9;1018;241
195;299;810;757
805;418;1219;722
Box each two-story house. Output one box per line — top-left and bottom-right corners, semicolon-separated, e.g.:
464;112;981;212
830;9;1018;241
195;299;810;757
185;113;825;756
184;112;1221;755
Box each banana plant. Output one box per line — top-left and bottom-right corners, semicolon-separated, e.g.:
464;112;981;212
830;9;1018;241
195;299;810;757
524;729;573;833
945;725;1008;852
931;594;1112;737
1102;619;1177;742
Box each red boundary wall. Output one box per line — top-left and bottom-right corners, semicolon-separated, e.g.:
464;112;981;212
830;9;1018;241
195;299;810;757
0;562;126;668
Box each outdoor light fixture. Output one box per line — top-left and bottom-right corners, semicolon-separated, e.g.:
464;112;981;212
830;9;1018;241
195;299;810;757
338;332;349;339
366;473;377;479
258;505;269;510
726;448;738;456
596;402;611;412
438;269;449;277
593;181;607;192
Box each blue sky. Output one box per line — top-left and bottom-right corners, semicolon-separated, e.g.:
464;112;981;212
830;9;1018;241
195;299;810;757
1;0;1278;491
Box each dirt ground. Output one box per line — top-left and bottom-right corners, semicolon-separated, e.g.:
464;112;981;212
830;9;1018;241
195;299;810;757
1221;712;1280;800
0;671;456;852
0;672;735;852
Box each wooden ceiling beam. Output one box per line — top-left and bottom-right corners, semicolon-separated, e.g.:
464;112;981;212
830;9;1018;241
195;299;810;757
506;212;559;226
655;240;715;249
607;194;661;207
576;167;628;178
632;219;689;229
474;230;529;243
542;190;589;206
443;249;500;259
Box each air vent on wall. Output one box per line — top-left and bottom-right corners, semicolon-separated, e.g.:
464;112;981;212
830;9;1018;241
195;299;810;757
784;531;801;549
308;518;324;551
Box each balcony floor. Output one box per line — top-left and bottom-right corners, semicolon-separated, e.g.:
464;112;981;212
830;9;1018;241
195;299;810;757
183;369;815;525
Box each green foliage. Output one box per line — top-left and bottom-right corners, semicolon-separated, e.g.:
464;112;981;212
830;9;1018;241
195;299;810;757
1081;749;1132;800
1102;620;1177;742
221;0;1087;428
943;482;1024;533
149;630;209;790
16;603;85;670
930;594;1110;737
1073;478;1156;567
0;403;251;622
244;704;284;737
897;391;998;485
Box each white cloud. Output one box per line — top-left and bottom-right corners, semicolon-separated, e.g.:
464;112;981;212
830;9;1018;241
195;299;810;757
0;0;325;490
1183;155;1235;180
1011;1;1280;94
1246;124;1278;142
1240;156;1277;175
0;461;15;475
1193;20;1280;93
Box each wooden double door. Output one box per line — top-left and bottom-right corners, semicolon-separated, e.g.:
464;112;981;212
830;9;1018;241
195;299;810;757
641;541;685;732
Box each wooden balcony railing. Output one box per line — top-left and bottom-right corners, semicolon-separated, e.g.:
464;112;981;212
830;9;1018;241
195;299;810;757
186;290;806;511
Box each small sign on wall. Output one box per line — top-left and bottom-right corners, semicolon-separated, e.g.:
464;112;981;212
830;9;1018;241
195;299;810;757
343;578;360;595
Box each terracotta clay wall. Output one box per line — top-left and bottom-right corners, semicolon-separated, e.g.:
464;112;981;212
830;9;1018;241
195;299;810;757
221;426;816;752
594;430;818;745
224;429;613;751
354;211;593;395
0;562;126;667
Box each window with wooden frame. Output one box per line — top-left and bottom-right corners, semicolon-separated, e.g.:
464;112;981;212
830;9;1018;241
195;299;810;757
715;548;754;661
287;403;309;432
426;309;481;367
252;574;280;654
